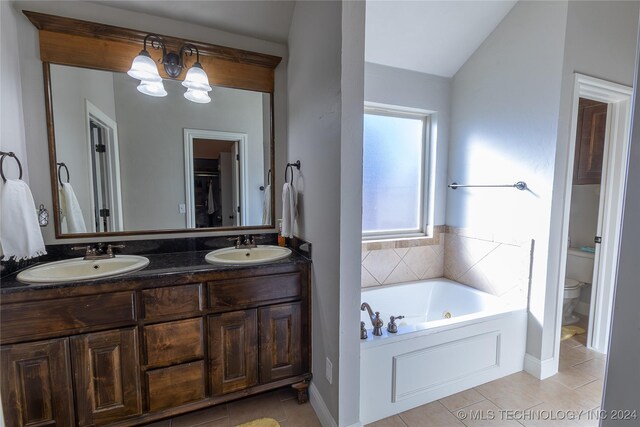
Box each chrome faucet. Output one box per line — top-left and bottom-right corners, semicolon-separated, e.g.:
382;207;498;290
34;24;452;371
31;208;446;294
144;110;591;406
361;302;384;336
228;235;258;249
72;243;125;260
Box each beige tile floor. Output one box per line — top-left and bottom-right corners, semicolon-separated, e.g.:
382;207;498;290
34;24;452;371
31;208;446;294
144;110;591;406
367;327;606;427
145;387;321;427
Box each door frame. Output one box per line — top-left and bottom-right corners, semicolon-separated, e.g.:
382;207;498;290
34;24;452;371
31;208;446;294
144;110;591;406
84;100;124;233
183;128;248;228
554;74;632;359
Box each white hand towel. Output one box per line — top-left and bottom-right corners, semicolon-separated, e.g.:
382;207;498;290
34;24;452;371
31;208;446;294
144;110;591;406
281;182;296;238
0;179;46;260
207;181;216;214
60;182;87;233
262;184;271;225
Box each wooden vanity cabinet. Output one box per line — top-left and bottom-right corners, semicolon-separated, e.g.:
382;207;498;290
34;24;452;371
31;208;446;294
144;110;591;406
1;262;311;426
209;310;258;395
71;328;142;426
0;338;75;426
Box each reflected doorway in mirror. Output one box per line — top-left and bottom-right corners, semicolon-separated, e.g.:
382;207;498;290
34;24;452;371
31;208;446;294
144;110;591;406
184;129;248;229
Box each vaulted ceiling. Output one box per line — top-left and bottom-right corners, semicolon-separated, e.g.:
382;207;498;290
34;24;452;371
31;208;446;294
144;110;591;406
365;1;518;77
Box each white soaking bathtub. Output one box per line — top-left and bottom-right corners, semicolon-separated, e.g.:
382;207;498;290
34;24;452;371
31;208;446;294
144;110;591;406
360;278;526;424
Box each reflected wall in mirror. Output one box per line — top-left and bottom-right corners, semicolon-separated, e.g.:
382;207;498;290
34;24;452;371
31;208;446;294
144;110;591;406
50;64;273;235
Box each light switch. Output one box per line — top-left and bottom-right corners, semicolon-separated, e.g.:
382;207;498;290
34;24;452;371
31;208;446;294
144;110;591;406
178;203;186;214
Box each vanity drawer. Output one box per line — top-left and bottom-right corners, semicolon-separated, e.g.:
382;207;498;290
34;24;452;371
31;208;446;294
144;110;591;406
141;284;202;319
0;292;135;342
144;318;203;367
208;273;301;311
146;361;206;411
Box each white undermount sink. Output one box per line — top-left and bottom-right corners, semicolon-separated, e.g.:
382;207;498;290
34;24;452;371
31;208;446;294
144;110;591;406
205;245;292;265
16;255;150;284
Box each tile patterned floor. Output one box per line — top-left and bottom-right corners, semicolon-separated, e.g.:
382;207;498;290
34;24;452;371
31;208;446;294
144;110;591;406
367;331;606;427
146;387;321;427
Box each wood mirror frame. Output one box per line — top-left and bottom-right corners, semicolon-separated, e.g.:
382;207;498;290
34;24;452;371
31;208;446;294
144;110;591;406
24;11;281;238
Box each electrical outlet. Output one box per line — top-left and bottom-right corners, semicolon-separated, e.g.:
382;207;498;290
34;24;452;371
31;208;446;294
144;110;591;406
325;357;333;384
178;203;186;214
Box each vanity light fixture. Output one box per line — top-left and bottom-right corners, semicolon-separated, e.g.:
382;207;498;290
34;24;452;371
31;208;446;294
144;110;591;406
127;34;211;103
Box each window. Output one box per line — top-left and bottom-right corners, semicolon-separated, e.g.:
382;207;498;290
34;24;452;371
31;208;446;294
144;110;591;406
362;106;430;238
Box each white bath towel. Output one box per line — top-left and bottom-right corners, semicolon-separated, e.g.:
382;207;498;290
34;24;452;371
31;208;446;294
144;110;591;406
207;181;216;214
281;182;296;238
59;182;86;233
262;184;271;225
0;179;46;260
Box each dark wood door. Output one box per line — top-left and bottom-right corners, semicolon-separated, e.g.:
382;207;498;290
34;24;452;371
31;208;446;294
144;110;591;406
574;98;607;185
70;327;142;426
208;310;258;395
0;338;75;427
259;302;302;382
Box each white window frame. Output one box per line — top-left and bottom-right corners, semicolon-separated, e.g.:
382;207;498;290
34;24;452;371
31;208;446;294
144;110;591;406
362;103;432;241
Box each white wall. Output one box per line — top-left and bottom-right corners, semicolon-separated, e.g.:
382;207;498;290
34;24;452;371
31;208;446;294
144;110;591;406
112;74;265;230
50;65;117;232
364;62;450;226
288;1;343;422
13;0;287;243
601;26;640;422
1;2;29;184
288;3;365;425
448;0;569;365
448;0;639;370
339;3;365;426
545;0;639;363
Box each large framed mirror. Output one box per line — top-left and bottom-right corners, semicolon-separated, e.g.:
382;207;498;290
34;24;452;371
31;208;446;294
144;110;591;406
27;11;280;238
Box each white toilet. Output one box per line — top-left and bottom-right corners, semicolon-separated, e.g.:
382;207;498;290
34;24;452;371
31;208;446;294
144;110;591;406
563;248;595;325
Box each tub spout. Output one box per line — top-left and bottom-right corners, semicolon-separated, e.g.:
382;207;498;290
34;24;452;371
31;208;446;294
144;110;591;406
361;302;384;336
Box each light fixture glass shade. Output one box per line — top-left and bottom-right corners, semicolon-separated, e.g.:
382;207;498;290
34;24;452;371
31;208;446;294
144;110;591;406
127;50;162;82
184;88;211;104
137;80;167;97
182;63;212;91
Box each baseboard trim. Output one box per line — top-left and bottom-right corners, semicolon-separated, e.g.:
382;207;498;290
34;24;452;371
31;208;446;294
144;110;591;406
309;382;338;427
524;353;557;379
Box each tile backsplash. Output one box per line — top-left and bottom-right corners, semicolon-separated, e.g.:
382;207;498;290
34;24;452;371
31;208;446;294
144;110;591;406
361;226;532;306
361;239;444;287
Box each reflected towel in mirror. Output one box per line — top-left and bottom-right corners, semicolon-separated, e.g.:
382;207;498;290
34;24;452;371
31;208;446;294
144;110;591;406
262;184;271;225
207;180;216;214
281;182;296;238
0;179;46;260
59;182;87;233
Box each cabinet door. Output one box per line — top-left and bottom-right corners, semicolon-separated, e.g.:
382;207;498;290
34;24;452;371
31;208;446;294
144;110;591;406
574;98;607;184
209;310;258;395
1;338;75;427
70;327;141;426
259;302;302;382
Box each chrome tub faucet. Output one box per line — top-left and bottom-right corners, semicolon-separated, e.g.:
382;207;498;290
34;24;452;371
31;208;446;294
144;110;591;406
361;302;384;336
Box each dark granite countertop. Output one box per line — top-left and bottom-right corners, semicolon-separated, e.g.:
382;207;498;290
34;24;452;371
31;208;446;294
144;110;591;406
0;249;310;294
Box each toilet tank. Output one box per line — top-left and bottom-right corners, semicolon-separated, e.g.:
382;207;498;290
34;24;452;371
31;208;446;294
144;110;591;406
566;248;595;284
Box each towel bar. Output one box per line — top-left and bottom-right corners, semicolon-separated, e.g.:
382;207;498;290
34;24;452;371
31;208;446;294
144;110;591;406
0;151;23;183
57;162;70;184
448;181;527;191
285;161;301;184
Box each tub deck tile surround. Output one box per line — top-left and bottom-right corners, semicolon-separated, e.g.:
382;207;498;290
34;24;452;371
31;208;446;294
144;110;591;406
366;338;606;427
361;226;530;308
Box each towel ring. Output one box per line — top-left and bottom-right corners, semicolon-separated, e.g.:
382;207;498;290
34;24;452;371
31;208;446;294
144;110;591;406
57;162;70;184
284;160;301;184
0;151;23;183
